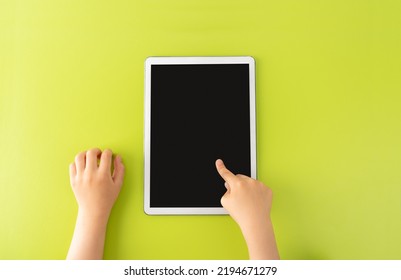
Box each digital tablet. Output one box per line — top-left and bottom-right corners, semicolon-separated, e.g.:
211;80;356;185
144;56;256;215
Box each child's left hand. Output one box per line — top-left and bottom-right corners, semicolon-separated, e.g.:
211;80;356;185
67;148;125;259
69;148;125;219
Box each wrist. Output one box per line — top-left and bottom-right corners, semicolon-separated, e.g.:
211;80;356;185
77;208;111;227
239;217;279;260
239;217;272;243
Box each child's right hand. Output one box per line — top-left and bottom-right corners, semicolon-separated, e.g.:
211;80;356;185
215;159;273;231
215;159;279;260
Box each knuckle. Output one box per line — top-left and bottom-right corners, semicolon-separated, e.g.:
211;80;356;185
99;172;110;181
103;149;112;158
83;171;97;184
87;149;96;157
220;169;229;176
262;185;273;197
73;174;83;185
75;151;85;161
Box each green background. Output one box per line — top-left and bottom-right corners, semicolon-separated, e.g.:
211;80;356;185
1;0;400;259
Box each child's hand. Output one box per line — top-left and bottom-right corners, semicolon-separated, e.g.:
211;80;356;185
215;159;272;231
69;148;125;219
67;148;125;260
215;159;279;260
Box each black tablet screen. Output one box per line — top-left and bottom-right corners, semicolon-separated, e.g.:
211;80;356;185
150;64;251;207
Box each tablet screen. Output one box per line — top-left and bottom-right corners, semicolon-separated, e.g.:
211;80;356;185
145;57;256;214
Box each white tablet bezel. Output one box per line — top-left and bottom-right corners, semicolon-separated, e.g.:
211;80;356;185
144;56;256;215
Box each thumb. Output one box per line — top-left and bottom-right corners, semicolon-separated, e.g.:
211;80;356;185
112;155;125;187
220;182;231;208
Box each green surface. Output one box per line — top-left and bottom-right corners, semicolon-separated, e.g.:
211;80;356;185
1;0;401;259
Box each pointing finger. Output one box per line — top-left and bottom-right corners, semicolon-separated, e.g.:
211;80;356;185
215;159;237;185
112;155;125;187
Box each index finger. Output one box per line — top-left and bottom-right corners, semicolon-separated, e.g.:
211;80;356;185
215;159;237;184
